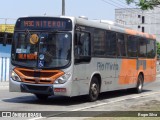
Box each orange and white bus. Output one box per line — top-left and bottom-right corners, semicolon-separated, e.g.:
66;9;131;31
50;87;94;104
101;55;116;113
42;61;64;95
10;16;156;101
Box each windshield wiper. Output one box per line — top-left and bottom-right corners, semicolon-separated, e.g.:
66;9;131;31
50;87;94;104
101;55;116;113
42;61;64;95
25;29;32;36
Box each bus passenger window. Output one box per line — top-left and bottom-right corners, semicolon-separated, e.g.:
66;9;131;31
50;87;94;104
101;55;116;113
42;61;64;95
117;33;126;57
147;39;155;58
75;31;90;57
106;31;116;56
81;33;90;56
127;36;138;57
139;38;147;57
93;29;105;56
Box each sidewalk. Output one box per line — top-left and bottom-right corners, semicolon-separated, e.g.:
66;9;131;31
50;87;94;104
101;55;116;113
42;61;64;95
0;82;9;89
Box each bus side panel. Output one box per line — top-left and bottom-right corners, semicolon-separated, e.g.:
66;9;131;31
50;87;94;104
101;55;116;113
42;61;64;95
143;59;156;83
93;58;117;92
152;58;157;81
118;58;156;87
71;64;90;96
136;59;156;83
117;59;138;88
71;58;118;96
71;58;156;97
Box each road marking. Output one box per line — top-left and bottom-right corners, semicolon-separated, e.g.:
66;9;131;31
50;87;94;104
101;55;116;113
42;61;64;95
72;91;160;111
29;118;44;120
28;91;160;120
0;98;11;102
0;86;9;89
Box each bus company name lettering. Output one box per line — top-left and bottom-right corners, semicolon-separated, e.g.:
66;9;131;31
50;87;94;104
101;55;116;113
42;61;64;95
97;62;119;71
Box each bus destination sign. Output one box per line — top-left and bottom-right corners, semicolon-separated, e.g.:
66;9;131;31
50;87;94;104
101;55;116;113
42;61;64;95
23;20;66;29
15;17;72;30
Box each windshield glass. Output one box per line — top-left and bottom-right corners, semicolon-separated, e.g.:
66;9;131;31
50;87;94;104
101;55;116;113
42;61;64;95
11;31;71;68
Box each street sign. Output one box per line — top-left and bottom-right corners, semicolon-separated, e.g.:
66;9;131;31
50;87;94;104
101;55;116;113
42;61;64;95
0;24;14;33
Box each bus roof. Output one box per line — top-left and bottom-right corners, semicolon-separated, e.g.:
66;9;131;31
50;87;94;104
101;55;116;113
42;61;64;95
69;16;156;40
16;16;156;40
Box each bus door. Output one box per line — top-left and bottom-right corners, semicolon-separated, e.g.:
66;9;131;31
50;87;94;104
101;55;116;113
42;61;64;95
73;30;91;95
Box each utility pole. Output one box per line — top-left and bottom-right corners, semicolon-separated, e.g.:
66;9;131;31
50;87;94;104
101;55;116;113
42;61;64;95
62;0;65;16
4;18;7;32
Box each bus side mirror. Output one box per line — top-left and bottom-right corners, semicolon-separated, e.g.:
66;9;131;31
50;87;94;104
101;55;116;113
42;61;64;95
3;33;7;46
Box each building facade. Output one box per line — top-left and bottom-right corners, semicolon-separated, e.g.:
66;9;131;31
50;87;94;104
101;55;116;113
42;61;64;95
115;7;160;42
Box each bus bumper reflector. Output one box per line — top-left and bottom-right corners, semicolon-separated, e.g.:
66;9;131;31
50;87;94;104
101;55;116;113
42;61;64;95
54;88;66;92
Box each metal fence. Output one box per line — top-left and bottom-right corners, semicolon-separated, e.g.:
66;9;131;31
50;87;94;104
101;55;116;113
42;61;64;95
0;57;10;82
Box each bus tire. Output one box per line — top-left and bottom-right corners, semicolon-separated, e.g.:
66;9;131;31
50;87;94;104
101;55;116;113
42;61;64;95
87;77;100;102
134;74;144;93
35;94;49;100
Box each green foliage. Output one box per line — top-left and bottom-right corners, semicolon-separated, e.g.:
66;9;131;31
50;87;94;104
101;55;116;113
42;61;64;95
126;0;160;10
157;42;160;57
126;0;136;4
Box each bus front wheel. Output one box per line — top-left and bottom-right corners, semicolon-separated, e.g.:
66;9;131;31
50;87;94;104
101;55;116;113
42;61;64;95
87;77;100;102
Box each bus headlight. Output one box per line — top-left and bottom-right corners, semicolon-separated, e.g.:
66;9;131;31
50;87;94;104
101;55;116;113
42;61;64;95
11;71;21;82
54;73;71;84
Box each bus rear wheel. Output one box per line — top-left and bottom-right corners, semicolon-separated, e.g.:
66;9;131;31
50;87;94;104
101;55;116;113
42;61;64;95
134;74;144;93
35;94;49;100
87;77;100;102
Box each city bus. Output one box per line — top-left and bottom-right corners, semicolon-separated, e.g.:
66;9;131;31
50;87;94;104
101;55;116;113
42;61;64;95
10;16;156;101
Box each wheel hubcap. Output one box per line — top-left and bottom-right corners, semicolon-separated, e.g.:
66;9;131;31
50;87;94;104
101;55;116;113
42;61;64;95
91;83;98;97
138;80;142;90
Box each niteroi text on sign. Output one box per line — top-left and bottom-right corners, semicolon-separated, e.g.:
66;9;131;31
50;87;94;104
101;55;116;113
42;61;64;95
23;21;66;28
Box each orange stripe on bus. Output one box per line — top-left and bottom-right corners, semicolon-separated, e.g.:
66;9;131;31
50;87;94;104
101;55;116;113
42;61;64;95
125;29;137;35
118;59;137;85
14;67;64;84
118;59;156;85
125;29;156;39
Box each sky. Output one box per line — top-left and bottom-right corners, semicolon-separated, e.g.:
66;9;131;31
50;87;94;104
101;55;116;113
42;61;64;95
0;0;134;24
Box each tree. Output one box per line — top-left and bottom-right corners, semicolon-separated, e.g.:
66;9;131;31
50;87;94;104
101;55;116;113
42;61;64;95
126;0;160;10
157;42;160;57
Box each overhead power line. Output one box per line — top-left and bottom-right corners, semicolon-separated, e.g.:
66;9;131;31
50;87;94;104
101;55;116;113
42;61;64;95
100;0;160;22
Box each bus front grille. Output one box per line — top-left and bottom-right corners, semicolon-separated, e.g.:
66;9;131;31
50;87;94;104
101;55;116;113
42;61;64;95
23;78;53;84
21;84;54;94
14;67;64;84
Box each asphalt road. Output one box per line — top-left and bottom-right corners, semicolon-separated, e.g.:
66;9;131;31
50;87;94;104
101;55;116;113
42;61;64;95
1;75;160;120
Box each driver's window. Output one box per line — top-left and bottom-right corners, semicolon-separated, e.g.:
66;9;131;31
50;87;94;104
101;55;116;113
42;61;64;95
75;31;90;57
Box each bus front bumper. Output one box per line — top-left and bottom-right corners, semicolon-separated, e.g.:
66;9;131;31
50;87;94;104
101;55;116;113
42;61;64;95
9;78;69;96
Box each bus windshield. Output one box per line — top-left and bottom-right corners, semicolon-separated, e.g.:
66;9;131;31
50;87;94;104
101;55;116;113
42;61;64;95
11;31;71;69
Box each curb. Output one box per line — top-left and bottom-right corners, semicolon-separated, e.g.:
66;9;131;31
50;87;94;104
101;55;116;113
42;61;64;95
0;82;9;88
